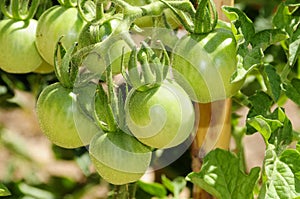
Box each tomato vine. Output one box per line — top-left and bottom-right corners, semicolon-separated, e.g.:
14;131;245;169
1;0;300;198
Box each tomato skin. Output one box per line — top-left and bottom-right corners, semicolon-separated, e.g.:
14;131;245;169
36;83;101;148
172;28;244;103
0;19;42;73
89;131;152;185
125;79;195;149
36;6;86;66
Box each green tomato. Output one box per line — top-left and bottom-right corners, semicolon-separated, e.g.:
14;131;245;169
78;16;122;48
36;5;86;66
82;36;131;75
0;19;42;73
89;131;152;185
172;28;245;103
125;79;195;149
36;82;101;148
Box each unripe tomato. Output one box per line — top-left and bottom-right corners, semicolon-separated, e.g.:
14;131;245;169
89;131;152;185
82;38;131;75
125;79;195;149
172;28;245;103
0;19;42;73
79;17;131;75
36;6;86;66
78;17;122;48
36;83;101;148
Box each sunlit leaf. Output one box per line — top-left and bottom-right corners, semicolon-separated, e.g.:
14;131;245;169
186;149;260;199
0;183;10;196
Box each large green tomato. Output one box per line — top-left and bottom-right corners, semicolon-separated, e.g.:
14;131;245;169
36;6;86;66
0;19;42;73
36;82;101;148
89;131;152;185
125;79;195;149
172;28;244;103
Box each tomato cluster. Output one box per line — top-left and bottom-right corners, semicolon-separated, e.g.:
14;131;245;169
0;0;244;185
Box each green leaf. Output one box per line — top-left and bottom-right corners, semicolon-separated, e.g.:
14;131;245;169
248;91;273;117
247;115;283;143
252;29;288;51
222;6;255;44
75;152;91;176
273;4;292;32
137;180;167;197
161;175;186;197
285;78;300;106
186;149;260;199
18;183;55;199
289;27;300;67
0;183;11;196
280;149;300;180
268;111;293;150
258;145;300;199
284;0;300;6
263;64;282;102
231;47;263;83
240;45;264;71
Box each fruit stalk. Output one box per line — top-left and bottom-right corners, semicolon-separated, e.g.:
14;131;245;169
191;0;234;198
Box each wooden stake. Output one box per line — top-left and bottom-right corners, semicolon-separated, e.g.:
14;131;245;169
191;0;234;198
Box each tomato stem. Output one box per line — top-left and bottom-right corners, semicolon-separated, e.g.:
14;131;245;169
112;183;138;199
113;185;129;199
95;0;104;20
110;0;195;31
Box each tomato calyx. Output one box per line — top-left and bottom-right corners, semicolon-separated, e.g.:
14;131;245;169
54;37;79;88
123;40;169;92
193;0;218;34
0;0;40;21
94;83;118;133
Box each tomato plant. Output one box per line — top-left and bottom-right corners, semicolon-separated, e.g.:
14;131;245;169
2;0;300;199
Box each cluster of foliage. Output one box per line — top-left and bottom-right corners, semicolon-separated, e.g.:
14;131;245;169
0;0;300;198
